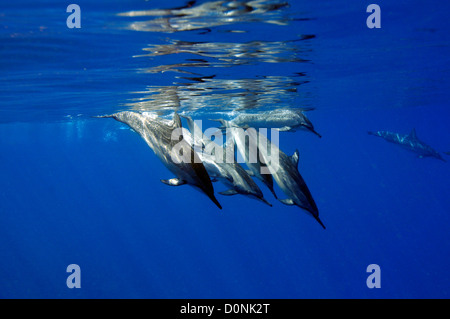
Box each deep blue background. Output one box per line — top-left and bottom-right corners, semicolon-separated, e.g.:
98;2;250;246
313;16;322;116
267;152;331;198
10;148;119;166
0;0;449;298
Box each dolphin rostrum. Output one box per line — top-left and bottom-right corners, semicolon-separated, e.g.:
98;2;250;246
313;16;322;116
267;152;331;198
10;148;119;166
97;111;222;209
368;128;446;162
181;115;272;206
215;108;321;137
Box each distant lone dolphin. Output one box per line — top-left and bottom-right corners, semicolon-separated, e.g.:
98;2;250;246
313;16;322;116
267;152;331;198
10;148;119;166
181;115;272;206
368;128;446;162
215;108;322;137
97;111;222;209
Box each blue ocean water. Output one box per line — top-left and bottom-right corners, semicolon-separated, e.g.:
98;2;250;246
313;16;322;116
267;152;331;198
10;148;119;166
0;0;449;298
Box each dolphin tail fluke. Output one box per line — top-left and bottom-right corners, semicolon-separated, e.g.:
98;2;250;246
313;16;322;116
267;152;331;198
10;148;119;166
367;131;375;136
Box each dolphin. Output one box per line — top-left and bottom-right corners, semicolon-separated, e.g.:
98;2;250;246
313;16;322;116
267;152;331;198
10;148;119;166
368;128;446;162
212;119;279;200
254;128;325;229
181;115;272;206
215;108;321;137
97;111;222;209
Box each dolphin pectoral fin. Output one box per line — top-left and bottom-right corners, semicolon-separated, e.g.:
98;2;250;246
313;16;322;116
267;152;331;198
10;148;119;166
245;169;255;176
279;198;295;206
160;178;187;186
291;150;299;168
219;189;239;196
277;126;292;132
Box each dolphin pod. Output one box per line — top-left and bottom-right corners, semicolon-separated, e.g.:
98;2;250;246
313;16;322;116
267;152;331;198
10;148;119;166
98;110;325;229
97;108;447;230
215;118;325;229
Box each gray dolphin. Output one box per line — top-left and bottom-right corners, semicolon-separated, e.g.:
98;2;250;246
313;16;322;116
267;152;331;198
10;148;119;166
212;118;278;200
254;129;325;229
181;115;272;207
97;111;222;209
216;108;321;137
368;128;446;162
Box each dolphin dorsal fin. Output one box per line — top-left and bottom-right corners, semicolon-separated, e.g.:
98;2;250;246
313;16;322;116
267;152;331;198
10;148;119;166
291;150;299;168
409;128;418;140
173;112;182;128
180;114;195;133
